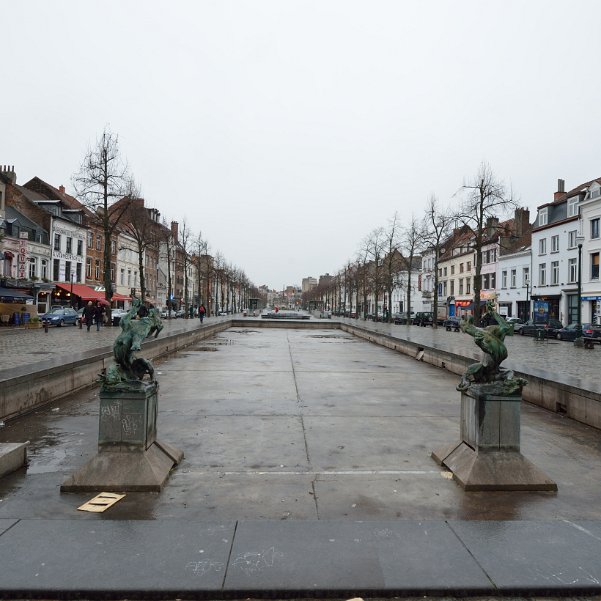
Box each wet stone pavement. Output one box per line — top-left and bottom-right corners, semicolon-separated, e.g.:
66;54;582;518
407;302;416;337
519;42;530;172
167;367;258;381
2;326;601;522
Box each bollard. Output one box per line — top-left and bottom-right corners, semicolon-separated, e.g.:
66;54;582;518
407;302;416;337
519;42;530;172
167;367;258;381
43;319;49;333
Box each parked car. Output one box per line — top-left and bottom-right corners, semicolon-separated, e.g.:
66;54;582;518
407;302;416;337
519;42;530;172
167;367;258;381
393;312;413;324
40;307;79;327
505;317;525;331
519;319;563;338
555;322;601;341
443;316;462;331
111;308;129;326
413;312;433;326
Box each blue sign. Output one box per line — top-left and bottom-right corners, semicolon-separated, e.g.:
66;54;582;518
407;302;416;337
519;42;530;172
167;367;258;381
533;300;549;323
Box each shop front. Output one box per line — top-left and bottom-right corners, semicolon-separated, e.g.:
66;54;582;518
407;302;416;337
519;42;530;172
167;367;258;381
582;295;601;325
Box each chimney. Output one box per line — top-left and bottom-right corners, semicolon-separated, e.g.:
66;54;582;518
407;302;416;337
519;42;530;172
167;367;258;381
513;207;530;237
485;216;499;238
171;220;179;242
59;185;65;194
554;178;565;201
1;165;16;183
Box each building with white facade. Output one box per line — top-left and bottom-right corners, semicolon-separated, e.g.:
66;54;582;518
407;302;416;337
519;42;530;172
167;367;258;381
531;179;586;325
578;178;601;324
497;247;531;320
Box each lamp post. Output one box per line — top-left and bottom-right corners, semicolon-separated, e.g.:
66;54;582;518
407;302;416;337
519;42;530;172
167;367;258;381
70;272;75;308
574;237;585;348
523;277;530;321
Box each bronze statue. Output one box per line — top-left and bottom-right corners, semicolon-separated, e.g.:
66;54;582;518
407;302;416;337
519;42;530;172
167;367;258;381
100;298;163;389
458;301;526;395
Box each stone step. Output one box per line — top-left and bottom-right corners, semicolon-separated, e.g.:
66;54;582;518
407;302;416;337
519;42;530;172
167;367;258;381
0;442;27;478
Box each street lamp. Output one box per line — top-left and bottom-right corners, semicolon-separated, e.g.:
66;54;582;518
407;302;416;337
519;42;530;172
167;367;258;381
574;236;585;348
70;272;75;308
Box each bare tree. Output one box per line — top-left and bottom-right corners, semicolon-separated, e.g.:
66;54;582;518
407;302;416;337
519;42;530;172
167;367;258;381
454;162;516;325
381;212;403;322
400;216;424;322
73;127;133;306
120;193;159;302
423;195;454;328
179;219;193;317
362;227;386;320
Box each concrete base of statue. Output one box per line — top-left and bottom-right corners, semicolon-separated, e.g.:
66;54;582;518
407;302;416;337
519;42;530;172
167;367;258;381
432;386;557;491
61;381;183;492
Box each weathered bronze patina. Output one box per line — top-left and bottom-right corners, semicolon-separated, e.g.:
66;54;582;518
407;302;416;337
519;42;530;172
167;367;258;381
100;298;163;390
457;301;527;396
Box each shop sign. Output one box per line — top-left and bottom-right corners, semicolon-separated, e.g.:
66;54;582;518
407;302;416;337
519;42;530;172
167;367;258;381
534;300;549;323
18;232;28;279
582;296;601;301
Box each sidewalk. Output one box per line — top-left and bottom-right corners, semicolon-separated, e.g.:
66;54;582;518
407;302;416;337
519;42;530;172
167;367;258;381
1;323;601;596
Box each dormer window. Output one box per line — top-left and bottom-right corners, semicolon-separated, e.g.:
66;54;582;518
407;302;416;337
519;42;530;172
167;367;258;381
589;187;601;200
538;207;548;226
567;197;579;217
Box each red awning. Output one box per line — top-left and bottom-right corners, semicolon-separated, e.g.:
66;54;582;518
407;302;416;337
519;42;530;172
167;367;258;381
112;292;131;301
55;283;105;301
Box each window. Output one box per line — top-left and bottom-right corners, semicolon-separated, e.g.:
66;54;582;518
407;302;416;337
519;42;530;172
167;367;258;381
87;231;93;247
483;274;490;289
41;260;48;280
127;269;131;286
65;261;71;282
538;207;548;226
592;253;600;280
95;259;100;280
568;230;577;248
450;280;455;295
567;197;579;217
451;265;455;275
111;240;117;254
551;235;559;253
86;257;92;278
590;188;601;200
569;258;577;283
523;267;529;287
467;261;471;271
76;262;82;283
134;271;138;286
551;261;559;285
443;267;447;277
53;259;60;281
459;278;464;294
539;238;547;255
66;237;72;254
77;239;83;256
459;263;464;273
54;234;61;251
490;273;496;289
466;278;471;294
511;269;516;288
539;263;546;286
120;269;125;285
110;263;116;283
502;271;508;288
591;218;600;240
28;258;36;279
438;268;442;278
96;235;102;251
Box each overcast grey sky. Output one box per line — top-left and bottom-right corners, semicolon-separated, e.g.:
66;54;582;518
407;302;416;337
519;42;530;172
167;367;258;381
4;1;601;289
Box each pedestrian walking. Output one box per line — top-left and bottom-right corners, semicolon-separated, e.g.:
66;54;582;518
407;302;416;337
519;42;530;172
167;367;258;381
199;304;206;324
94;302;105;331
189;305;194;319
83;301;95;332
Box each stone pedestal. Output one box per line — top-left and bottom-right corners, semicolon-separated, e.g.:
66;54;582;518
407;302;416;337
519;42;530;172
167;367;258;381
61;382;183;492
0;442;28;479
432;387;557;491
